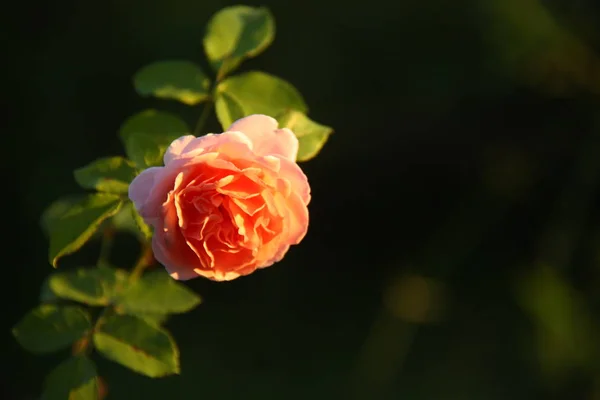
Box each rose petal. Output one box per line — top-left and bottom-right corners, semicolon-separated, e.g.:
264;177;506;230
152;222;201;281
261;244;290;268
283;192;310;244
128;167;161;212
163;135;196;165
142;154;216;219
279;158;311;205
165;131;255;166
193;267;242;282
181;131;253;159
228;115;299;161
134;115;311;283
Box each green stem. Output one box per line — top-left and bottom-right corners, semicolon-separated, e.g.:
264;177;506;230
98;226;115;266
71;333;92;356
129;243;154;283
193;100;214;136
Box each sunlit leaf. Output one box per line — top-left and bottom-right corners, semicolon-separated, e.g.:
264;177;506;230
48;193;123;268
74;156;138;194
116;269;201;315
12;305;91;354
119;110;189;169
133;60;211;105
204;6;275;79
276;109;333;161
112;202;153;241
42;356;98;400
215;71;307;130
214;91;245;129
94;314;179;377
132;206;153;241
47;266;129;306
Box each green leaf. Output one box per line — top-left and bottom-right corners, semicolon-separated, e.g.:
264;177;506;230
115;309;170;326
40;276;59;303
276;110;333;161
41;195;86;237
214;91;245;129
42;356;98;400
133;60;211;105
47;266;129;306
94;314;179;377
132;206;153;240
112;202;153;241
74;156;138;194
119;110;190;169
215;71;307;130
12;305;92;354
48;193;123;267
204;6;275;79
116;269;201;315
138;313;170;326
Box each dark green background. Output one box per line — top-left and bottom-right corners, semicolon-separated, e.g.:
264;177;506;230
6;0;600;399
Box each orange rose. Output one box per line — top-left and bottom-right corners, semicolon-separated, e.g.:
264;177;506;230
128;115;310;281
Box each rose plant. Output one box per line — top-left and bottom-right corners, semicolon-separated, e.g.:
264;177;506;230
11;5;332;399
130;114;311;282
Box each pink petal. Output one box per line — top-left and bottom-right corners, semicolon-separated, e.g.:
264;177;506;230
151;215;202;281
152;234;201;281
284;192;309;244
182;131;253;155
228;115;299;161
164;132;254;165
164;135;196;165
137;161;186;219
279;158;311;205
141;154;215;219
128;167;161;212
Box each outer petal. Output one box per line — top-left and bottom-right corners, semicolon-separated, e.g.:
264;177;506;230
228;115;299;161
164;132;255;166
139;154;217;221
183;132;254;158
152;231;201;281
152;205;203;281
128;167;161;212
283;192;310;244
261;244;290;268
279;158;311;205
164;135;196;165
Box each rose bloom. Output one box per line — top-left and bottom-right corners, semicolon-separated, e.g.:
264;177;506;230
128;114;311;281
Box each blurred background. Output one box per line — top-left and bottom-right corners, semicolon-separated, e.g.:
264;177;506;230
5;0;600;398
